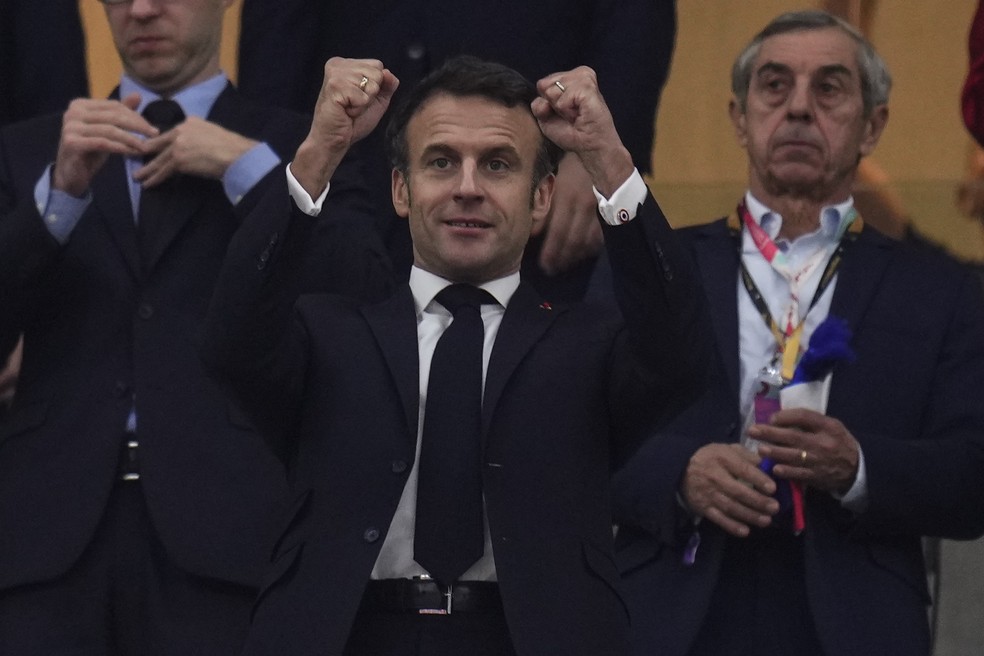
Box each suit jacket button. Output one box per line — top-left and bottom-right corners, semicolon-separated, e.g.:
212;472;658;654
407;42;425;60
363;528;380;543
114;381;130;398
391;460;408;474
137;303;154;320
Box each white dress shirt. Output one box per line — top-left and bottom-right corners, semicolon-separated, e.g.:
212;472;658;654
738;192;868;511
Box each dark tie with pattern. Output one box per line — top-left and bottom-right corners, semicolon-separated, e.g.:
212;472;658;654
414;283;496;586
137;99;186;266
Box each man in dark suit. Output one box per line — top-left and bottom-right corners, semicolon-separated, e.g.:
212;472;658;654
0;0;89;126
201;56;709;655
0;0;387;653
236;0;677;298
0;0;91;421
613;10;984;656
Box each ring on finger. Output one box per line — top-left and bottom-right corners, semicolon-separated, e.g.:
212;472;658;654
554;80;566;93
800;450;808;465
359;75;369;92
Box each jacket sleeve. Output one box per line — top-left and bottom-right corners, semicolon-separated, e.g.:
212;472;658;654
200;174;393;460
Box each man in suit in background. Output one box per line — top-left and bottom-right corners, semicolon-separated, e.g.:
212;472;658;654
201;55;709;655
613;10;984;656
0;0;387;653
0;0;91;421
0;0;89;126
236;0;677;300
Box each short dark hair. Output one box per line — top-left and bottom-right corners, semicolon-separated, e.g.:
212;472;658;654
731;10;891;117
386;55;561;187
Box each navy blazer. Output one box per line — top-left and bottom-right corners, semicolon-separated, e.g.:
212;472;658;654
201;184;711;656
613;218;984;656
0;0;89;125
0;85;385;591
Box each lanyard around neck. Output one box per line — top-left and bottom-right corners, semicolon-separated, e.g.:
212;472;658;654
729;201;861;380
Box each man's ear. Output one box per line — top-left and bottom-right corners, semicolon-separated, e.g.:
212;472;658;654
860;104;889;158
530;173;555;231
391;168;410;218
729;96;748;148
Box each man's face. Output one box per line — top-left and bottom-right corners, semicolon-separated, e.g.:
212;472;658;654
104;0;231;95
731;27;888;203
392;93;554;284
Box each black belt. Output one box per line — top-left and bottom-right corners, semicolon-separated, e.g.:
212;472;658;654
361;579;502;615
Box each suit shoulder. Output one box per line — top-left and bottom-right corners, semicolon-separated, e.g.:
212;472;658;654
214;86;310;155
867;226;973;282
674;216;731;246
676;216;729;235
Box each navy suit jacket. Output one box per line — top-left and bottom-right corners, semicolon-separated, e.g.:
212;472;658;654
200;184;711;656
0;0;89;125
237;0;677;293
613;217;984;656
0;84;386;591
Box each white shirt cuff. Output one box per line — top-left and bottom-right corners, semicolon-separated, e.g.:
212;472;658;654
834;445;869;513
286;162;330;216
593;168;647;226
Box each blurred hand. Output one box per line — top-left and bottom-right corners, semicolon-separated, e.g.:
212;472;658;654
53;93;157;197
135;117;258;188
534;153;604;275
532;66;634;198
752;408;861;495
291;57;399;198
682;442;779;537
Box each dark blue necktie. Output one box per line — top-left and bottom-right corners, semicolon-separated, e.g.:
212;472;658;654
413;283;496;586
137;99;185;265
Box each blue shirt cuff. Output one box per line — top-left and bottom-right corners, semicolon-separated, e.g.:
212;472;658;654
34;165;92;245
223;142;280;206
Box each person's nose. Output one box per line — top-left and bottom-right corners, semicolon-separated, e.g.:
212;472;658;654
128;0;164;19
786;80;815;123
454;160;484;202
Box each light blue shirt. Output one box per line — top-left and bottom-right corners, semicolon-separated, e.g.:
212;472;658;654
34;73;280;245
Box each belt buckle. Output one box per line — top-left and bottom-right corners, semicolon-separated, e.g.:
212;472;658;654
121;440;140;481
416;577;452;616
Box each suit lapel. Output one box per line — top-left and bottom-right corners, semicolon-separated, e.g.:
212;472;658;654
826;228;894;411
692;221;742;398
481;282;561;437
363;288;420;442
828;228;893;330
91;155;142;282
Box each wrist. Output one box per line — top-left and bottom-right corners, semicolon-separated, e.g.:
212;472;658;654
291;138;345;199
581;145;634;199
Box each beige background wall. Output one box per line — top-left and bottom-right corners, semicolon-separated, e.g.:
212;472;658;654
79;0;984;261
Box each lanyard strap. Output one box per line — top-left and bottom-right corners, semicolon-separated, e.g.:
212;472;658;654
729;202;860;380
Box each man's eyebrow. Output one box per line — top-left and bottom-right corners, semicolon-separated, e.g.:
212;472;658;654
418;142;522;161
754;61;854;79
814;63;853;79
755;62;793;78
483;144;522;161
419;143;456;158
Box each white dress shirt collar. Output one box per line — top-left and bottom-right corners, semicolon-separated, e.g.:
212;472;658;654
409;266;519;315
